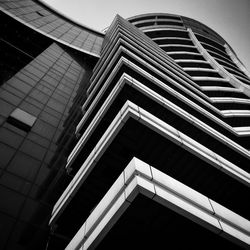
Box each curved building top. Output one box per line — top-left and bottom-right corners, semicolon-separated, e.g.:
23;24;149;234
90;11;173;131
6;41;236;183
128;13;225;45
127;13;250;85
0;0;104;57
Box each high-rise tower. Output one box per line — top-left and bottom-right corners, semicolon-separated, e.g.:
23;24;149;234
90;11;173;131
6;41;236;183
0;2;249;250
48;12;250;250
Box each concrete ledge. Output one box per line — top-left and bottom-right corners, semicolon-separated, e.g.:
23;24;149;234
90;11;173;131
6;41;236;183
65;157;250;250
69;73;250;171
50;100;250;228
201;86;242;92
210;97;250;104
221;110;250;117
233;126;250;136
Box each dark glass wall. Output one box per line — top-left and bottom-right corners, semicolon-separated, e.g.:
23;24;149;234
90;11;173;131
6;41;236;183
0;0;104;57
0;40;95;249
0;11;52;85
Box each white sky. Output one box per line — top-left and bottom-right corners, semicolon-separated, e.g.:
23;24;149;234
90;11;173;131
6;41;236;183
42;0;250;71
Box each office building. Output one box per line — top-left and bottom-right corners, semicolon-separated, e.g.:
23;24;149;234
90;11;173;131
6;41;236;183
0;1;249;249
0;1;103;249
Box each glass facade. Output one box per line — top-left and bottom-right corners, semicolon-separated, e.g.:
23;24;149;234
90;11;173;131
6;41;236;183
0;1;103;248
0;0;104;56
1;2;250;250
0;36;95;249
0;11;52;85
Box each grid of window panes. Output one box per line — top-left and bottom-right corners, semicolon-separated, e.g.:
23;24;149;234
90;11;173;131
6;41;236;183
0;42;86;249
0;0;104;55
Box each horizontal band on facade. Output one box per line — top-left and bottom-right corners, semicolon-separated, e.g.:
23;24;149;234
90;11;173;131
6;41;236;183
65;157;250;250
50;100;250;230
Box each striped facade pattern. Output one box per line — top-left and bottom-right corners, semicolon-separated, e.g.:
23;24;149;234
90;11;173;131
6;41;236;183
49;14;250;249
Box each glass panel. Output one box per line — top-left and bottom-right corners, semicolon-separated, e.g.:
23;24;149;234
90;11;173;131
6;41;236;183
0;127;24;148
20;139;47;161
0;143;16;168
8;152;41;182
0;186;24;217
0;213;15;246
0;172;31;195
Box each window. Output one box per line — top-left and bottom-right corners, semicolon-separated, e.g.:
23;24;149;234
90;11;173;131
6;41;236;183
7;108;37;132
36;11;45;17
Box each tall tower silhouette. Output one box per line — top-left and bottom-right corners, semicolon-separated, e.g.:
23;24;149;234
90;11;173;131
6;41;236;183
0;2;249;249
49;13;250;249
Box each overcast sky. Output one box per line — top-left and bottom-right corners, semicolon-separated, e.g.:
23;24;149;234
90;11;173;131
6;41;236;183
42;0;250;71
